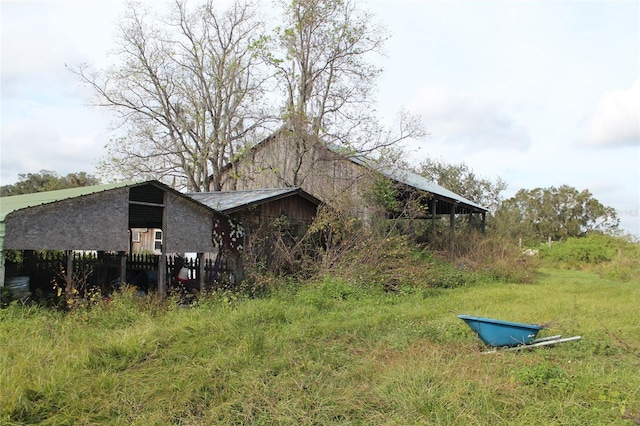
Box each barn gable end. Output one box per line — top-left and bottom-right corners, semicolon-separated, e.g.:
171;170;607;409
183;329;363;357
0;180;244;291
4;187;130;251
220;130;375;215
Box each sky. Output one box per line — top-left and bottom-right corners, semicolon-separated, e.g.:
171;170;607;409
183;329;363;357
1;0;639;236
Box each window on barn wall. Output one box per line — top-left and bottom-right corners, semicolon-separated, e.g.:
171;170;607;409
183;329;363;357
132;231;141;242
154;230;162;253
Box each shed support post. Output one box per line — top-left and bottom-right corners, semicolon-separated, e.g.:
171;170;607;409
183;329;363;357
198;252;205;291
0;252;5;289
157;191;168;298
118;251;126;286
431;198;437;238
449;207;456;234
481;212;486;234
157;255;166;297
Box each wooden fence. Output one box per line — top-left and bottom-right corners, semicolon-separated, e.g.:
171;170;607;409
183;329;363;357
6;250;231;296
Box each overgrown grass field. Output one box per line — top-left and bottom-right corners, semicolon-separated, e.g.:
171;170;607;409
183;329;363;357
1;265;638;425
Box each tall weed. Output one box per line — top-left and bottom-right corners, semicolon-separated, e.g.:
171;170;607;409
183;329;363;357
429;231;539;284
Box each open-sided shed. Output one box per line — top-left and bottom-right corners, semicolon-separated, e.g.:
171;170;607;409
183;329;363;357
0;181;243;295
219;128;488;232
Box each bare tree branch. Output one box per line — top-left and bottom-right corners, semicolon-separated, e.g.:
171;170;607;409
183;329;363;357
69;0;275;191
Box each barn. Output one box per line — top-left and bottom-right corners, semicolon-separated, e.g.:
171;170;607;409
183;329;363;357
219;128;488;232
0;181;244;297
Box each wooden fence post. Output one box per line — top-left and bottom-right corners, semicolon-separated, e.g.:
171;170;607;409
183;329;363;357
66;250;73;285
198;252;205;291
157;191;168;298
119;251;126;286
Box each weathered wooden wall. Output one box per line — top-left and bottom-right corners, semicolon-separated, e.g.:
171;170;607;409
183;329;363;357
228;196;317;238
220;130;377;218
3;188;130;251
130;228;160;254
164;192;220;253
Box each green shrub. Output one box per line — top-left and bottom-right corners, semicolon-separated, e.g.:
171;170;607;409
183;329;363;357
539;234;615;264
595;255;640;283
429;231;539;284
538;234;639;280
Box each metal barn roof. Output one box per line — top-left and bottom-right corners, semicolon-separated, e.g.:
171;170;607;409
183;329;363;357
348;156;488;213
188;188;321;214
0;182;134;222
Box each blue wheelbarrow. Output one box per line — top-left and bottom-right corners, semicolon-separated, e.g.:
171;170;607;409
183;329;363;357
458;314;581;352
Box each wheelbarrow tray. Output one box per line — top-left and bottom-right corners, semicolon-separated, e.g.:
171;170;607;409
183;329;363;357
458;314;543;347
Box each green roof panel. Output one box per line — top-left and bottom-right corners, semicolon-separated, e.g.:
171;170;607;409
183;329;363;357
0;182;134;222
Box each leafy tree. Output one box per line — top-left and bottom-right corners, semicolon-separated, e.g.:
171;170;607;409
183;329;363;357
70;0;273;192
418;158;507;212
272;0;385;139
494;185;619;243
265;0;426;186
0;170;101;196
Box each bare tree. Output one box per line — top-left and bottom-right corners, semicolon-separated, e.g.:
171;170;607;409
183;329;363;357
267;0;426;186
70;0;274;191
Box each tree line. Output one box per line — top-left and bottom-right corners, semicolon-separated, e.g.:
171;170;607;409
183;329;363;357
0;171;100;197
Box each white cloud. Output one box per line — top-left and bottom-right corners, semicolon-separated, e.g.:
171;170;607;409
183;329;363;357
0;99;111;185
582;79;640;147
406;85;532;151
